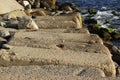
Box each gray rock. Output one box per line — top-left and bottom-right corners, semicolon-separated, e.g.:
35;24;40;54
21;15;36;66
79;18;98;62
2;44;12;49
0;30;10;38
18;17;39;30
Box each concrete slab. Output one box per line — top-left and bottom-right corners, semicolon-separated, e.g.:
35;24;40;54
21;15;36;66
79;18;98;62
0;0;24;14
8;31;103;44
39;28;89;34
0;65;113;80
34;12;82;29
8;37;111;56
0;46;115;76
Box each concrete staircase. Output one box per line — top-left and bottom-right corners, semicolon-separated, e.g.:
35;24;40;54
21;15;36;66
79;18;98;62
0;13;119;80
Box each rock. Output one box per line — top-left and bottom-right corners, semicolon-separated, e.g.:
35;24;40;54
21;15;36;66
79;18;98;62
111;11;119;16
33;0;40;8
18;17;39;30
3;10;27;20
40;0;56;9
0;30;10;38
2;44;12;49
0;0;24;14
117;66;120;76
30;9;47;16
0;37;7;47
62;6;73;11
59;2;78;11
88;8;97;15
0;22;6;27
113;32;120;39
112;46;119;53
84;18;97;24
40;1;50;10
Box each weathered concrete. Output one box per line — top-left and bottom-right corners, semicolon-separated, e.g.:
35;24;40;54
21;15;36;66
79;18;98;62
0;46;115;76
0;0;24;14
39;28;89;34
3;10;27;19
8;31;103;44
34;12;82;29
0;65;105;77
0;65;113;80
8;36;111;56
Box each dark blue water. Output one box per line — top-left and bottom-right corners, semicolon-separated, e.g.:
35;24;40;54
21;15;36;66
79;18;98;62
58;0;120;10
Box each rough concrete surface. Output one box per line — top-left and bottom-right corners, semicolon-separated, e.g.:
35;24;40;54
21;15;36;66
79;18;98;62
0;46;115;76
0;65;119;80
8;35;111;56
0;10;117;79
34;12;82;29
39;28;90;34
8;31;103;44
0;0;24;14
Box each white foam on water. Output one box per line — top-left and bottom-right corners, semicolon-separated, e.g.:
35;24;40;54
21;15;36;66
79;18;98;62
97;11;113;16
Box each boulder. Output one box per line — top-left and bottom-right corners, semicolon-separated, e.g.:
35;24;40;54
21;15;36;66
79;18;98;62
41;0;56;9
18;17;39;30
0;0;24;15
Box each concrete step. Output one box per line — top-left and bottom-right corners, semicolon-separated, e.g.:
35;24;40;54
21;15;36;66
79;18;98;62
8;31;103;44
0;65;117;80
8;34;111;56
0;64;119;80
0;46;115;76
34;12;82;29
39;28;89;34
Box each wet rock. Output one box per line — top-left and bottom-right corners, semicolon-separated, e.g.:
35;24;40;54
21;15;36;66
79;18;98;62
113;32;120;39
62;6;73;11
84;18;97;24
40;1;51;10
88;8;97;15
111;11;119;16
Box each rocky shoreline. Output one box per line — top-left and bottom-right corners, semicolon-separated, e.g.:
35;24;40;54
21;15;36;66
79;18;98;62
0;0;120;79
